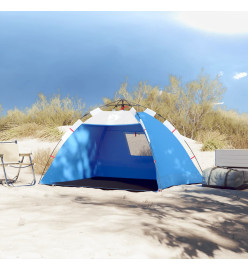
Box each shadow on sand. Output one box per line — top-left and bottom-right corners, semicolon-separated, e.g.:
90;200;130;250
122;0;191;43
71;186;248;258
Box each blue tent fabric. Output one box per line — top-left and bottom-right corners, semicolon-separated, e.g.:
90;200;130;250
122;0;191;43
40;123;157;190
136;112;202;189
40;124;104;185
40;111;202;191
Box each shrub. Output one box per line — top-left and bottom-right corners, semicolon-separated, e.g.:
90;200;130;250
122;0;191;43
1;72;248;149
26;93;85;126
196;130;231;151
0;123;63;141
0;93;84;141
104;73;248;149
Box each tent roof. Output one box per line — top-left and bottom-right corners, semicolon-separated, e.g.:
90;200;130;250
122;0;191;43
85;108;139;125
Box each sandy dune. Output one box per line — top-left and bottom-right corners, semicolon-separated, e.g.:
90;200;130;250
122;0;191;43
0;137;247;259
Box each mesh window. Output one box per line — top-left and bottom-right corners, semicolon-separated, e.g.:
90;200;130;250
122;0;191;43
125;133;152;156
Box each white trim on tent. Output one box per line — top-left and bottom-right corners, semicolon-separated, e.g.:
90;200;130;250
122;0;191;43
140;119;150;143
144;108;156;117
163;120;184;144
129;107;137;116
90;107;102;117
72;119;83;130
85;110;139;125
163;119;200;173
61;119;83;142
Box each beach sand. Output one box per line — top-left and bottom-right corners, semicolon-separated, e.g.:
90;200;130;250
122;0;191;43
0;137;247;259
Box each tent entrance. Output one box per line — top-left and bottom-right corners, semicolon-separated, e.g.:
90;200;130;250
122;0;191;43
94;125;156;181
40;123;158;191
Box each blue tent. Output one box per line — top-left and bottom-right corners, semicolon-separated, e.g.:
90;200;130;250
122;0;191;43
40;104;202;191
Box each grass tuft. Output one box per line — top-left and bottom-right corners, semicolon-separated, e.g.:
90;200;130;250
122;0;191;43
0;93;84;141
196;130;231;151
33;148;58;175
0;123;63;142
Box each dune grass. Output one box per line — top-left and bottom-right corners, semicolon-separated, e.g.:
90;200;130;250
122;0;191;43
196;130;231;151
0;93;85;141
1;72;248;149
0;123;63;141
33;148;58;175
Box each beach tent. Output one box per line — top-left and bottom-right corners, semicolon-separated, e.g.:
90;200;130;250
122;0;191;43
40;100;202;191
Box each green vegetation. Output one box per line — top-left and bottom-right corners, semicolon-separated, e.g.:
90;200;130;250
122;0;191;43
0;71;248;149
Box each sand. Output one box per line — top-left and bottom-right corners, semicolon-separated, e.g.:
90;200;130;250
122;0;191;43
0;136;247;259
